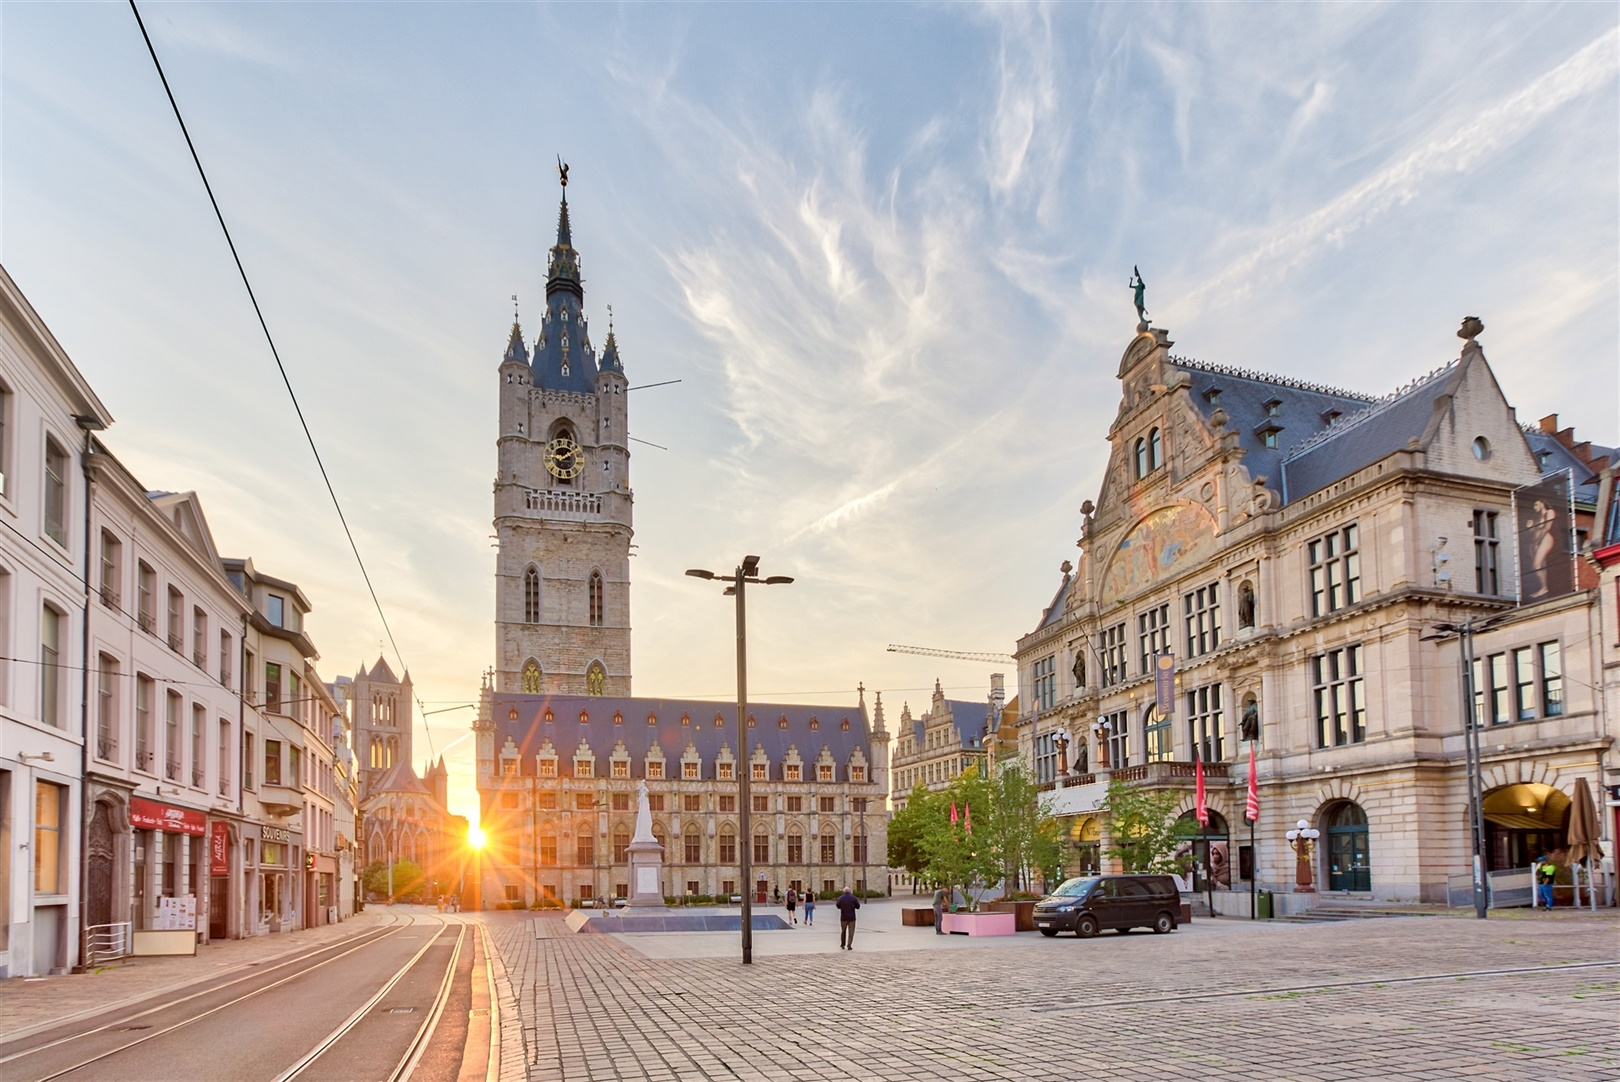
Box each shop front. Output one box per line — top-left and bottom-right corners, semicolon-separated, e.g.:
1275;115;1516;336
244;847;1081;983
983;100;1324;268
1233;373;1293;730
128;798;207;954
258;824;303;933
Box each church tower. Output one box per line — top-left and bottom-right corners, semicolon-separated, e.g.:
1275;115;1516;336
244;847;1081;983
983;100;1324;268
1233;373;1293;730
493;170;633;696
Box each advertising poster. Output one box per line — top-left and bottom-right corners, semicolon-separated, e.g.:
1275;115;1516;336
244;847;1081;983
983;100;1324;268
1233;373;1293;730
1514;470;1575;603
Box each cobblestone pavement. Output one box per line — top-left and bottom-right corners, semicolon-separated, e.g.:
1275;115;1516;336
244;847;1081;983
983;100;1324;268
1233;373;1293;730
479;901;1620;1082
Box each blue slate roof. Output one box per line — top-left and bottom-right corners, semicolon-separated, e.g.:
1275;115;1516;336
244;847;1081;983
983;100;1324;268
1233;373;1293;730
491;692;872;781
500;188;617;394
1174;359;1374;504
1278;362;1460;502
1034;573;1072;631
908;699;992;751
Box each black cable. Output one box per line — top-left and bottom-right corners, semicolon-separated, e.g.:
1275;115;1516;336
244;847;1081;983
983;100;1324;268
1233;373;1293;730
126;1;432;757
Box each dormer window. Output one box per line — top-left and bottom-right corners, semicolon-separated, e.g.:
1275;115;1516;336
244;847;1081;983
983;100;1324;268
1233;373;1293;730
1260;426;1282;449
778;716;789;729
1265;399;1282;416
1203;388;1221;406
647;761;664;779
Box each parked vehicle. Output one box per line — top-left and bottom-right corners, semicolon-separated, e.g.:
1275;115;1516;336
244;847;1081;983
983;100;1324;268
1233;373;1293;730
1032;875;1180;937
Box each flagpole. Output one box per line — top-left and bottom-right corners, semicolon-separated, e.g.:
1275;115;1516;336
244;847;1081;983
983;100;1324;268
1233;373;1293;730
1248;814;1256;921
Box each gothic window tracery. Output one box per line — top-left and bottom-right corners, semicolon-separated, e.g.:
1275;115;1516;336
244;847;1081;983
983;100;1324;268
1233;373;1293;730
589;571;604;627
523;567;541;624
586;662;606;696
521;659;542;694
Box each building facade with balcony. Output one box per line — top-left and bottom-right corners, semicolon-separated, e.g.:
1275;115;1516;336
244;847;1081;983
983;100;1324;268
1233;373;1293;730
474;681;889;905
84;452;252;949
0;266;113;976
1013;319;1614;905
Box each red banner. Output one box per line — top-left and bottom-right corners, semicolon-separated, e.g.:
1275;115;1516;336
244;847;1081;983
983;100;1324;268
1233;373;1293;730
210;821;230;875
129;797;206;836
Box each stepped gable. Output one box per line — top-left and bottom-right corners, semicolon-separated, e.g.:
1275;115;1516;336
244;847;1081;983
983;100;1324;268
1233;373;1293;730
491;693;871;776
1279;361;1460;502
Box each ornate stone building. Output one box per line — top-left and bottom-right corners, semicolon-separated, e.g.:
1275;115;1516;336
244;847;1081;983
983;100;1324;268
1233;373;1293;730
888;679;999;813
474;175;887;906
493;175;631;698
1013;318;1614;907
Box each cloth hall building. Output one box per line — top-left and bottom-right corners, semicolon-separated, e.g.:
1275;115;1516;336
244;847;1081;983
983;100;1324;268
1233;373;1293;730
1012;317;1614;908
473;177;888;906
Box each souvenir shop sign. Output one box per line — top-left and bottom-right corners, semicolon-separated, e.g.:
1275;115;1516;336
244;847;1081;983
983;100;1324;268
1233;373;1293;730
130;798;206;836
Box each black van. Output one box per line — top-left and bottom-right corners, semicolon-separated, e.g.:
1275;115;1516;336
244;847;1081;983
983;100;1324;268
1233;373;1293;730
1032;875;1180;937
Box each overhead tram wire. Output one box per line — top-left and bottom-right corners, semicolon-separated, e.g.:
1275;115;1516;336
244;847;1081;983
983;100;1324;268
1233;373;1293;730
127;1;434;757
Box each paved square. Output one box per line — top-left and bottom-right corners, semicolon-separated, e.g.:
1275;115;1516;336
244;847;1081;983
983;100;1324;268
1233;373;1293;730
477;901;1620;1081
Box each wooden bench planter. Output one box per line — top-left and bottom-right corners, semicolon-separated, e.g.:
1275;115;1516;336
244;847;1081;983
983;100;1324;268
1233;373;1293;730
901;907;936;927
940;911;1017;936
983;899;1038;931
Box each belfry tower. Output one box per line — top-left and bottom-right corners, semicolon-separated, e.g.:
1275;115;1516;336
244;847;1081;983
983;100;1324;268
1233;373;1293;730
493;169;633;696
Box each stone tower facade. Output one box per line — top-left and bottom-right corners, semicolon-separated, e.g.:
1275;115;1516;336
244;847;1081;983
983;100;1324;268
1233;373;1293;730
494;174;633;697
348;656;414;801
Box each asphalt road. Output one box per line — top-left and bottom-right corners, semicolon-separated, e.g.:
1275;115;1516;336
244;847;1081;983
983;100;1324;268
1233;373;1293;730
0;913;485;1082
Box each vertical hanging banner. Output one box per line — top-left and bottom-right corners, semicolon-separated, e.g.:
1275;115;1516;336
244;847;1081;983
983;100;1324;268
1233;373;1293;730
210;821;230;875
1154;654;1176;717
1513;469;1576;604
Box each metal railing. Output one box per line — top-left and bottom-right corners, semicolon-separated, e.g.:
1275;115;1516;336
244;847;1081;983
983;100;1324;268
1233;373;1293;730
83;921;132;965
1446;868;1533;909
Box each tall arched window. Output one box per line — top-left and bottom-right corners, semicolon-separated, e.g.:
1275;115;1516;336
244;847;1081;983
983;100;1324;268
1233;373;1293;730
588;571;604;627
718;826;737;864
521;659;542;694
386;736;398;767
683;826;702;864
1143;706;1172;763
1134;438;1147;479
586;662;606;696
1148;427;1162;470
820;830;838;864
370;738;383;769
523;567;541;624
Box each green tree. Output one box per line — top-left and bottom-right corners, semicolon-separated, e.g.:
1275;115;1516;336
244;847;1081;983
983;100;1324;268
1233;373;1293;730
1099;780;1196;874
363;859;426;900
988;764;1065;893
917;767;1002;909
884;784;939;877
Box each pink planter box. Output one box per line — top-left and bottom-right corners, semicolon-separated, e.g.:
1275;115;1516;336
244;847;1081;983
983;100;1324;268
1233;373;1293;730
940;911;1017;936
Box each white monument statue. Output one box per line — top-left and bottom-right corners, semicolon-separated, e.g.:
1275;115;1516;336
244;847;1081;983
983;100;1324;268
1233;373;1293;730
624;779;667;909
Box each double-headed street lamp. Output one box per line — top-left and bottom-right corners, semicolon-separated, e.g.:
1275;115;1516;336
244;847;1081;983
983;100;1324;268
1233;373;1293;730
686;555;794;965
1423;613;1507;920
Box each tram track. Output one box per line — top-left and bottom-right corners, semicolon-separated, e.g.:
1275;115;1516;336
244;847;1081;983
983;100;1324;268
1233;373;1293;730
3;912;473;1082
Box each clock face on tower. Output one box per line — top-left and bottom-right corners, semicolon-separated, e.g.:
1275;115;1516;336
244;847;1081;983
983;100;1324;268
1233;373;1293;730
543;436;585;479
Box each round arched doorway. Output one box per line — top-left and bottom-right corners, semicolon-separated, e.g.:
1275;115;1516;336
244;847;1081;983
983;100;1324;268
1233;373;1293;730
1175;810;1231;890
1482;783;1570;871
1324;802;1370;892
1069;817;1101;876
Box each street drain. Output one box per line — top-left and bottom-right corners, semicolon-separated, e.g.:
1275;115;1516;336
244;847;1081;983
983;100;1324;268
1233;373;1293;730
387;1007;416;1014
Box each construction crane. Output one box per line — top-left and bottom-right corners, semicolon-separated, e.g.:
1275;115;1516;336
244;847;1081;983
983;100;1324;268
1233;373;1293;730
886;643;1012;665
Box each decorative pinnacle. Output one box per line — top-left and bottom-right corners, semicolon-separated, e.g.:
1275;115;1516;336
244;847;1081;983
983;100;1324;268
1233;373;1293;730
558;157;569;189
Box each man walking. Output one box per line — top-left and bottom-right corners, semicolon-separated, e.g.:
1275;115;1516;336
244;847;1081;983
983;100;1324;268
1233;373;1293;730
931;884;947;934
836;886;861;950
1535;854;1557;910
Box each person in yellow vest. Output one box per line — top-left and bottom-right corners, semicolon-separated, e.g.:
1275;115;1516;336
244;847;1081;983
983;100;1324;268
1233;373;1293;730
1535;855;1557;910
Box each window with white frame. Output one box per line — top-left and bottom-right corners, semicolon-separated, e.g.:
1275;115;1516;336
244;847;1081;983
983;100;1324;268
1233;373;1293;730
1185;683;1223;762
40;604;63;727
1308;524;1360;617
1311;645;1366;747
97;654;118;760
1473;510;1501;595
1034;654;1057;711
1138;603;1170;673
1183;582;1221;657
99;531;121;609
43;438;67;546
1099;623;1128;687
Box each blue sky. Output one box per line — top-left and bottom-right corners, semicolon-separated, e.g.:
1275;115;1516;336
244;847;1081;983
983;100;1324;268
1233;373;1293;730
3;2;1616;818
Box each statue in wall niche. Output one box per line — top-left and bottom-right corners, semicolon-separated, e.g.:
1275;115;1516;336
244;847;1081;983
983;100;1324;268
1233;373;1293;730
1237;581;1256;629
1074;737;1088;775
1071;651;1086;690
1240;698;1260;743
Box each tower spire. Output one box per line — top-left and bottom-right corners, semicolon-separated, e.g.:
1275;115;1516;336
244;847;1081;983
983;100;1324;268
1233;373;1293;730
547;160;581;298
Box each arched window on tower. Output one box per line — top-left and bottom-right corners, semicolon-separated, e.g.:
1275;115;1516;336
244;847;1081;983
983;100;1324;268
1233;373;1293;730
370;738;383;769
589;571;604;627
521;659;542;694
523;567;541;624
1134;438;1147;479
1148;427;1163;471
386;736;398;767
586;662;606;696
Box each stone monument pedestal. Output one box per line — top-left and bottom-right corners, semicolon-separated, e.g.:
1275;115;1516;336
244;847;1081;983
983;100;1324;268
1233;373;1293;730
623;780;668;909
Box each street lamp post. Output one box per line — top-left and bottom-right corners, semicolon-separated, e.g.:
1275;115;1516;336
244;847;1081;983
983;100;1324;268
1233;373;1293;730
686;556;794;965
1424;615;1504;920
1284;818;1320;892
